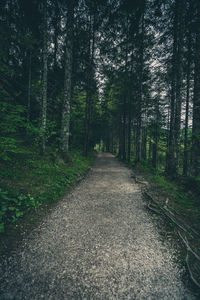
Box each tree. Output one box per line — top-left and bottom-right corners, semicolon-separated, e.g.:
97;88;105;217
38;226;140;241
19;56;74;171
166;0;186;176
60;0;75;153
191;0;200;177
40;0;48;154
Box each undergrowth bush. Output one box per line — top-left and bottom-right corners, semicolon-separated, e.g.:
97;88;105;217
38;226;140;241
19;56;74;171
0;149;94;233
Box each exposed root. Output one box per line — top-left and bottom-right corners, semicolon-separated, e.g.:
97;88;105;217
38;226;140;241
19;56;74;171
178;231;200;262
185;253;200;289
147;202;162;215
143;188;200;290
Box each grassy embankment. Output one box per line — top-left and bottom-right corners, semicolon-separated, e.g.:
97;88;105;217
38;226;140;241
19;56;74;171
0;147;95;243
137;158;200;232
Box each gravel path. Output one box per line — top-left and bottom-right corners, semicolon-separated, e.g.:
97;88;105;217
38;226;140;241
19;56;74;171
0;152;195;299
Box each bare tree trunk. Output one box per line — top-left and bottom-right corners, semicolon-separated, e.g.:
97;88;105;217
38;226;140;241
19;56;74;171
27;51;32;121
166;0;185;175
191;2;200;177
148;136;152;161
60;1;74;153
183;31;191;176
127;101;131;162
118;115;123;158
152;102;159;169
84;12;95;156
166;0;179;175
142;126;147;160
122;109;126;160
174;0;185;173
122;21;129;161
53;0;59;71
40;0;48;155
152;137;158;168
135;9;145;163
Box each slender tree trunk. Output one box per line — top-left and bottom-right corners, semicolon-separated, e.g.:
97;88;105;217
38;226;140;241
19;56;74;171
148;136;151;160
174;0;185;173
191;2;200;177
142;126;147;160
127;100;131;162
183;31;191;176
40;0;48;155
53;0;59;71
152;124;158;169
141;110;147;160
27;51;32;121
84;12;95;156
166;0;178;174
60;1;74;153
84;91;90;156
122;25;128;161
122;109;126;160
135;6;145;163
152;100;159;169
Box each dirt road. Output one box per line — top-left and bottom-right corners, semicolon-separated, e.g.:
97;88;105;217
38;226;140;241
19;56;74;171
0;153;195;299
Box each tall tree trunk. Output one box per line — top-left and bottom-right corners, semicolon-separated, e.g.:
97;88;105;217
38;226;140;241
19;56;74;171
152;101;159;169
53;0;59;71
174;0;185;173
122;20;129;161
148;136;152;161
135;4;145;163
152;135;158;169
166;0;179;175
142;126;147;160
191;2;200;177
118;115;123;158
27;51;32;121
183;31;191;176
127;99;131;162
122;109;126;160
84;12;95;156
40;0;48;155
60;1;74;153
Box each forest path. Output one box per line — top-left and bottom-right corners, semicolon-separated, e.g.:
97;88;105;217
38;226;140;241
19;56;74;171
0;153;194;299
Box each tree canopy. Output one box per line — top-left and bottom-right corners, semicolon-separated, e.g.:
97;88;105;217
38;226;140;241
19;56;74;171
0;0;200;179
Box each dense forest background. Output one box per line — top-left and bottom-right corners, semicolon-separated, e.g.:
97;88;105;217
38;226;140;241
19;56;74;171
1;0;200;232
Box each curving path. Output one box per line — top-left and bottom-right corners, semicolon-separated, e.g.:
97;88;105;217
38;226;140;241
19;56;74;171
0;153;195;299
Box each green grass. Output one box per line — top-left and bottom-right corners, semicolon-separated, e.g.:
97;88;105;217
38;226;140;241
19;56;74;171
0;147;95;234
149;173;200;230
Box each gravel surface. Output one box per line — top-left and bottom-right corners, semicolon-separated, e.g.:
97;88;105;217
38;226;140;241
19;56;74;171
0;152;195;299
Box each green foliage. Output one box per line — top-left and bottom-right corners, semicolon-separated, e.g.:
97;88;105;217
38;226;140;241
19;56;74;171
0;102;26;133
0;102;27;161
0;187;41;232
150;175;179;194
0;148;94;233
25;120;41;144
